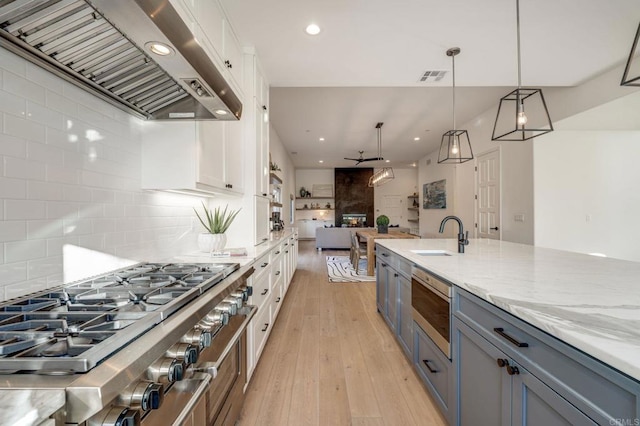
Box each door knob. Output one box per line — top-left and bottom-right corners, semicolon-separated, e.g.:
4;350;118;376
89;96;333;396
490;226;499;231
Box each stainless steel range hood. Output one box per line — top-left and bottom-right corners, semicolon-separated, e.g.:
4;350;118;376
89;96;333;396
0;0;242;120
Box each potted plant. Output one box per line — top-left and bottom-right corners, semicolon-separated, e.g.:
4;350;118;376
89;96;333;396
194;202;241;253
376;214;390;234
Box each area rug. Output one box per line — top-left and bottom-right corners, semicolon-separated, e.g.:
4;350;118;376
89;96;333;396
326;256;376;282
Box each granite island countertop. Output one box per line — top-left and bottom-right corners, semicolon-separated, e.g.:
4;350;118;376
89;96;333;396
376;238;640;383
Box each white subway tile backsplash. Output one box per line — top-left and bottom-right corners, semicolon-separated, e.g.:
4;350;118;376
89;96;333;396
77;234;105;251
0;134;27;158
63;218;92;236
27;219;63;240
3;71;45;104
92;218;116;234
0;50;26;76
26;101;64;130
105;231;126;249
46;91;77;116
27;181;63;201
46;127;80;151
77;203;104;219
0;261;27;287
4;114;45;143
5;239;46;263
63;185;92;202
47;201;78;220
5;199;46;220
26;63;63;95
0;177;26;199
103;203;124;218
0;221;26;242
5;278;47;301
115;191;134;205
27;255;63;280
27;141;64;166
4;156;46;181
92;189;115;204
0;89;26;117
46;236;78;257
46;164;79;185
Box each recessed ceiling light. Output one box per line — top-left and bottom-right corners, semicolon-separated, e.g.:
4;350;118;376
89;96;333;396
305;23;321;35
385;160;390;163
319;160;324;163
214;109;228;115
414;137;420;141
145;41;174;56
319;137;325;141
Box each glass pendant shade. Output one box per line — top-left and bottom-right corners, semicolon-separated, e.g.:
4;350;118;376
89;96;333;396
621;21;640;86
491;0;553;142
438;130;473;163
368;168;394;187
438;47;473;164
492;88;553;141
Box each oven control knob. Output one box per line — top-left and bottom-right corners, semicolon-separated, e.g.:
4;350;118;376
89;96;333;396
225;294;243;310
129;381;164;411
182;328;212;349
203;310;229;326
148;358;184;383
88;406;140;426
216;301;237;316
232;286;250;301
167;342;199;366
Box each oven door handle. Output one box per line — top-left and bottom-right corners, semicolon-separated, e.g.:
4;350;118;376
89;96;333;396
169;373;211;426
194;305;257;378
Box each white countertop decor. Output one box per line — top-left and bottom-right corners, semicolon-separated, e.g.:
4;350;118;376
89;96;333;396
377;238;640;382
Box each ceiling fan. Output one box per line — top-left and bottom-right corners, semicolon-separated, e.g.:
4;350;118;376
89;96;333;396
344;122;385;165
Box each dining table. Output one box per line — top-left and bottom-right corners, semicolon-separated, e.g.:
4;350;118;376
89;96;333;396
355;229;420;276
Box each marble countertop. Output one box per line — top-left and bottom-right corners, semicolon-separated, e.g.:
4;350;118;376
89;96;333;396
0;389;64;424
377;238;640;382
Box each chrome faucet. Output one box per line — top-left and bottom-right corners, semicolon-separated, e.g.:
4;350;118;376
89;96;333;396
439;215;469;253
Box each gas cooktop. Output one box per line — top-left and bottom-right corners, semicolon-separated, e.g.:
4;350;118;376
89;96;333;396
0;262;239;373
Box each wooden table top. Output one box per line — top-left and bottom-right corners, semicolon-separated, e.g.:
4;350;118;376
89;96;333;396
355;229;420;240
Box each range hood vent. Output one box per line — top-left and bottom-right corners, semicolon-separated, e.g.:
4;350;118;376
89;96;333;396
0;0;242;120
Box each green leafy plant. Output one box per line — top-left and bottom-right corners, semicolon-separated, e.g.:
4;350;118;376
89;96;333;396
194;202;241;234
376;215;390;226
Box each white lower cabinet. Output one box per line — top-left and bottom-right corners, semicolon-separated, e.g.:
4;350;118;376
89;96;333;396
247;232;298;382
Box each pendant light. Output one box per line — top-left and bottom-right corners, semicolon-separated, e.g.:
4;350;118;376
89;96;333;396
492;0;553;141
368;122;394;187
621;21;640;86
438;47;474;164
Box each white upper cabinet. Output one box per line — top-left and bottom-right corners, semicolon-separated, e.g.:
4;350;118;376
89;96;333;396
171;0;245;99
141;120;244;196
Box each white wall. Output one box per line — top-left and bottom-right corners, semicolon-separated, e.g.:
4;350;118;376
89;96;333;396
294;169;335;223
373;168;418;229
418;152;458;238
534;92;640;262
0;47;211;301
269;126;295;224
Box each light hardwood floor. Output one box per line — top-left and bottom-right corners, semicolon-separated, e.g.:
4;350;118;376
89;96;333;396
239;240;447;426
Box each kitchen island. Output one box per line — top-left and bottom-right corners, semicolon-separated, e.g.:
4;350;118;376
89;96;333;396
376;238;640;425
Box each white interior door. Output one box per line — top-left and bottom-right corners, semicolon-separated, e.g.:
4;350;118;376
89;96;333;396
476;149;501;240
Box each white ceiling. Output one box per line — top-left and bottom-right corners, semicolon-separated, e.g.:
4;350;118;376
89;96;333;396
220;0;640;168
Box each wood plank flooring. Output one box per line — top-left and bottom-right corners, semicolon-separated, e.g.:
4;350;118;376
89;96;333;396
239;241;447;426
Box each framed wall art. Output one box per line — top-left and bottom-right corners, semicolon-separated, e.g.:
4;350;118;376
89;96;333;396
423;179;446;209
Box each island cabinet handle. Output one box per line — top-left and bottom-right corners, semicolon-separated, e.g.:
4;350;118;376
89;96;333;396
423;359;438;373
493;327;529;348
381;253;389;257
261;289;269;296
261;323;269;332
261;262;269;268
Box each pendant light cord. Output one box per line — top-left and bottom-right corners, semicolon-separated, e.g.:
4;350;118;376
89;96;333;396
452;52;456;130
516;0;522;88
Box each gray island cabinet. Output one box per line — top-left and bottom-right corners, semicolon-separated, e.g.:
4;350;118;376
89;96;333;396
374;239;640;426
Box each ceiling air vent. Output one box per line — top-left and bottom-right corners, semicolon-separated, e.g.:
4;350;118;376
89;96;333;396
419;70;447;82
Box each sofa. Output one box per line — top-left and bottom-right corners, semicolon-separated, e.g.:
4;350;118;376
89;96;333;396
315;226;410;250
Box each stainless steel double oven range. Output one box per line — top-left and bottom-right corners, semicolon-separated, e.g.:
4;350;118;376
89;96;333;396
0;261;256;425
411;267;452;359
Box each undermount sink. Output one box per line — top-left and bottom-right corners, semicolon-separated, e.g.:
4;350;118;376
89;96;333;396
410;249;453;256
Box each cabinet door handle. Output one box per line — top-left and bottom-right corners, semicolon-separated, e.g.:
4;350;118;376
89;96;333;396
490;226;499;231
275;271;281;276
262;238;268;242
275;297;281;303
261;323;269;332
382;253;389;257
261;289;269;296
506;365;520;376
224;59;232;69
275;251;280;255
261;262;269;267
496;358;509;368
394;273;399;277
422;359;438;373
493;327;529;348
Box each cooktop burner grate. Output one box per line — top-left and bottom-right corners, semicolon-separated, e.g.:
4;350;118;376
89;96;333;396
0;262;239;372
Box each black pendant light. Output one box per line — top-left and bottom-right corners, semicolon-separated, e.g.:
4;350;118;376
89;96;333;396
492;0;553;141
368;122;394;187
621;21;640;86
438;47;473;164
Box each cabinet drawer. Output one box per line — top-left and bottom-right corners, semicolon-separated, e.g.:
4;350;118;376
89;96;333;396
250;257;271;308
253;252;271;281
414;322;451;414
454;287;640;424
270;256;283;285
271;279;284;319
376;246;393;265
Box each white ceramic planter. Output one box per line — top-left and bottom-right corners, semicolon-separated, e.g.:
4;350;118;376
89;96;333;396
197;233;227;253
